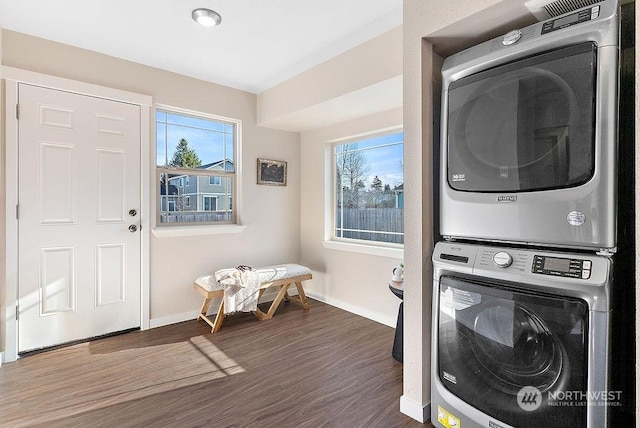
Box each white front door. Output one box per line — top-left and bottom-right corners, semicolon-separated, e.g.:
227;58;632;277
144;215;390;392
17;83;141;353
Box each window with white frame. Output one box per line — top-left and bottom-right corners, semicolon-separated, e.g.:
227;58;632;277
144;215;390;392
157;108;237;225
334;132;404;245
203;196;217;211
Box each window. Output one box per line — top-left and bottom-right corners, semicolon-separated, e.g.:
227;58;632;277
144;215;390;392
334;132;404;245
157;108;237;225
203;196;217;211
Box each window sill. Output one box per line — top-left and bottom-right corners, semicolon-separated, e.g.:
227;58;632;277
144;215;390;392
322;240;403;259
152;224;246;238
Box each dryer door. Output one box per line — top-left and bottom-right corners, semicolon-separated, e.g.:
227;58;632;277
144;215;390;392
446;42;597;192
437;275;588;427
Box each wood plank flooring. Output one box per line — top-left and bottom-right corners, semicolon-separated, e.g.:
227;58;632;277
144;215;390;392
0;299;432;428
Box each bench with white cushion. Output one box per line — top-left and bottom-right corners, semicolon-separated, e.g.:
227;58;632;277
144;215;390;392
193;264;312;333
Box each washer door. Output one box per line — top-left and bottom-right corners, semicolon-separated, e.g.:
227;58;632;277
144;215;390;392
437;275;588;427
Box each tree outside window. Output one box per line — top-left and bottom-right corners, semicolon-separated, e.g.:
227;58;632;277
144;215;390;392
334;132;404;244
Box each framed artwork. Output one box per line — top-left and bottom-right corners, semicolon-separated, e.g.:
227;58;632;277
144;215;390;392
257;158;287;186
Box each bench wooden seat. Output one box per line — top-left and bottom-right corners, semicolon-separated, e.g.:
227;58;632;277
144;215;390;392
193;264;312;333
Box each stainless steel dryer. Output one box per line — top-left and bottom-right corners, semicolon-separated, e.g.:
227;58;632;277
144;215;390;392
431;242;612;428
439;0;621;252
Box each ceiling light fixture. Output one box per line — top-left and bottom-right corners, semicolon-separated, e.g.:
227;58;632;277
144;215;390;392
192;8;222;27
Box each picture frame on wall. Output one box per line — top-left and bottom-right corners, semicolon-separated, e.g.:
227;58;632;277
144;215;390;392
257;158;287;186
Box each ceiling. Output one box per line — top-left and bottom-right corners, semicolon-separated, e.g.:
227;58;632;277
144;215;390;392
0;0;403;94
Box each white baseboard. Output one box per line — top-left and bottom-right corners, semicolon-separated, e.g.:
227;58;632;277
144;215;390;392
305;290;396;328
150;290;395;331
149;289;285;329
400;395;431;423
150;311;198;329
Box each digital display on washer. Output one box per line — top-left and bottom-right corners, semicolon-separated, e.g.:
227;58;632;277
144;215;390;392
540;8;594;34
553;13;580;29
543;257;571;272
532;255;590;279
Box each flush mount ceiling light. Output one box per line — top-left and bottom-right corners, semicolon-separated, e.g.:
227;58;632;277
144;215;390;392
192;8;222;27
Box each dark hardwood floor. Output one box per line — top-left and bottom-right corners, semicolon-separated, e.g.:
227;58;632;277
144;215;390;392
0;299;433;428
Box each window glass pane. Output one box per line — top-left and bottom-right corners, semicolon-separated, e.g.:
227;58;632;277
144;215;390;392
156;122;167;167
165;112;226;132
156;108;237;226
159;172;233;224
224;134;235;171
156;111;235;167
334;132;404;244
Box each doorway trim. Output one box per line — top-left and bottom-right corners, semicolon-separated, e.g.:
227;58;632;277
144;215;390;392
3;66;152;362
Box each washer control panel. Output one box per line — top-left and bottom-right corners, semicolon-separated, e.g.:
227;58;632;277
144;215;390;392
532;255;591;279
540;5;600;35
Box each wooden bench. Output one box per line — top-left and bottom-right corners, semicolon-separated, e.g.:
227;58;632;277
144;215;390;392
193;264;312;333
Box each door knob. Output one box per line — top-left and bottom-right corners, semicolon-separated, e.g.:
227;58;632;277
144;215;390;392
129;224;138;233
129;209;137;216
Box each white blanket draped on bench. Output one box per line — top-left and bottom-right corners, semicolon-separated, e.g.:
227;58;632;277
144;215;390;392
193;264;312;333
215;267;261;314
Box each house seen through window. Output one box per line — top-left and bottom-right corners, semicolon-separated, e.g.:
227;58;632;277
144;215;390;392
334;132;404;245
157;109;237;225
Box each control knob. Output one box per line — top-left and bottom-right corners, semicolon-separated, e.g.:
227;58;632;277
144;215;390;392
493;251;513;268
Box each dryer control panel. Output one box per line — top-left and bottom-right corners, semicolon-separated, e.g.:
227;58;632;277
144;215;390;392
532;255;591;279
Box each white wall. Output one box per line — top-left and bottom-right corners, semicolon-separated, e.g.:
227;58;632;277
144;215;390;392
0;25;5;361
300;108;404;327
258;26;403;132
401;0;537;421
0;30;301;334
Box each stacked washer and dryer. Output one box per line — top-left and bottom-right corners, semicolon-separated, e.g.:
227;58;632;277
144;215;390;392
431;0;635;427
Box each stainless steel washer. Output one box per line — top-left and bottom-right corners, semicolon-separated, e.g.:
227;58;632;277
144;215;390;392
431;241;611;428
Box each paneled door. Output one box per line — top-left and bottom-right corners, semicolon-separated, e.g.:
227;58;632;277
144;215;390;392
17;83;141;353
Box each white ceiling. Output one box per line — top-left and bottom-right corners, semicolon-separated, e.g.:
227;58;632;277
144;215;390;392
0;0;403;94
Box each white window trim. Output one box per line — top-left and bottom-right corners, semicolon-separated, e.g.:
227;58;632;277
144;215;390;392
152;224;246;237
322;240;404;258
153;104;243;236
324;127;404;254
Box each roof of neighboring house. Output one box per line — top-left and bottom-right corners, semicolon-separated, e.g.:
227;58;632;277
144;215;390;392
198;159;234;172
393;183;404;192
167;160;235;182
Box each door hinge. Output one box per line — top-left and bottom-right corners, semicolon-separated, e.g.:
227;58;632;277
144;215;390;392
16;104;20;120
16;205;19;220
16;305;19;321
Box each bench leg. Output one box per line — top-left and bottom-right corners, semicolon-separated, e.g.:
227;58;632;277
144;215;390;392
197;297;213;321
293;281;310;310
256;283;292;321
252;289;268;320
196;295;225;333
211;300;225;333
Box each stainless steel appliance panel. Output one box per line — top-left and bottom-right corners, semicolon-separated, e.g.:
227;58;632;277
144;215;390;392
431;241;611;428
440;0;619;251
